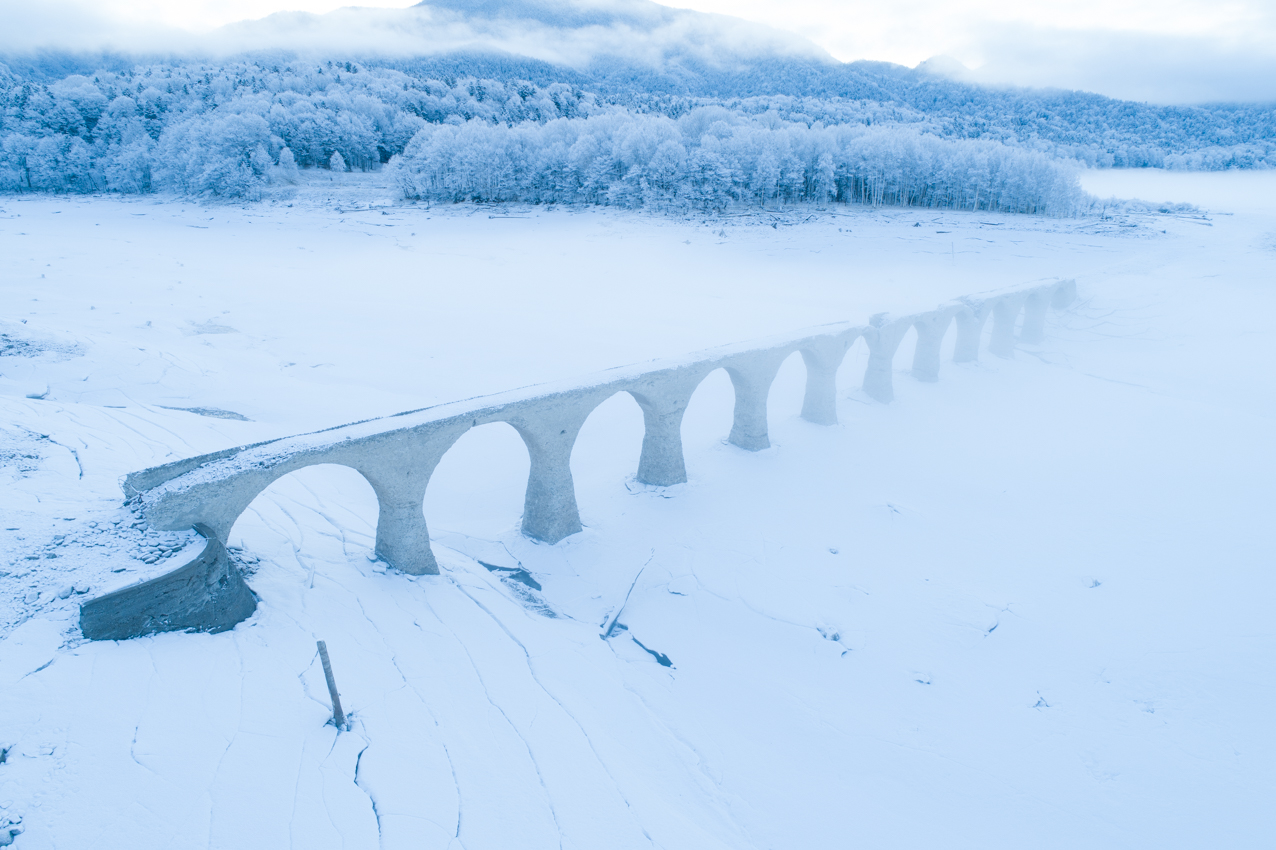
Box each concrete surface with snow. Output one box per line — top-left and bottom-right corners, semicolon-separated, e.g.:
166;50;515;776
1;169;1273;848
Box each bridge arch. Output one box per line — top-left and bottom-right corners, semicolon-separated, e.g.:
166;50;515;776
766;350;808;438
834;333;872;400
826;326;867;400
570;389;647;522
681;366;738;470
228;462;381;585
79;281;1078;641
892;323;922;383
424;420;532;549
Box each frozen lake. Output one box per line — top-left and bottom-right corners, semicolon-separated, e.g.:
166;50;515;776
1081;165;1276;214
1;172;1273;849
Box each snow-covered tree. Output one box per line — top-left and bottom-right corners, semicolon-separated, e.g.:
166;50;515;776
1;56;1268;204
275;145;300;183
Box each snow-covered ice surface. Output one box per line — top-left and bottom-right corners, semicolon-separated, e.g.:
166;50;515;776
1;169;1273;848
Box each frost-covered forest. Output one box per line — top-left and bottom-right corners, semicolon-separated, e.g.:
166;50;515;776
392;111;1083;214
0;57;1271;211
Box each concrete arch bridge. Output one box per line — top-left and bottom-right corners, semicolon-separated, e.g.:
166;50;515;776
80;279;1076;640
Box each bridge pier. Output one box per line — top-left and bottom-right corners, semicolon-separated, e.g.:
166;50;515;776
366;472;436;575
633;382;698;486
989;295;1028;359
911;312;953;382
726;353;788;450
512;413;588;543
862;317;912;403
953;302;992;363
374;501;437;575
1052;278;1078;308
800;335;856;425
358;436;459;576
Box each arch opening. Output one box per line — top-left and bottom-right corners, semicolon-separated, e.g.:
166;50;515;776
228;462;380;584
892;324;920;379
766;350;808;438
570;390;647;521
424;421;531;548
978;308;999;349
834;334;872;398
680;367;736;469
938;315;959;363
981;299;1024;358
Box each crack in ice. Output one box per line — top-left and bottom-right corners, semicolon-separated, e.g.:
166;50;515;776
447;573;655;847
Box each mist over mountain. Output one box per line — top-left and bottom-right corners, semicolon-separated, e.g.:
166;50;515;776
0;0;830;78
1;0;1273;204
3;0;1272;112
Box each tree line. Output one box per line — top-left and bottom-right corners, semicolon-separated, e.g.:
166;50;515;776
391;109;1086;215
1;57;1263;211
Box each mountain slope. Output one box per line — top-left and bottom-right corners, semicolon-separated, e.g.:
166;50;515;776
0;0;1272;180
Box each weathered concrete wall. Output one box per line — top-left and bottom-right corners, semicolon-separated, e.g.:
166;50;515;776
79;524;257;640
80;279;1076;641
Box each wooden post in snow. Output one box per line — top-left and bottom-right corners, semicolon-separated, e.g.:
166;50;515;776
316;640;346;729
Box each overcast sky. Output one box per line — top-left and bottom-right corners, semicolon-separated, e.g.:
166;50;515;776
3;0;1275;104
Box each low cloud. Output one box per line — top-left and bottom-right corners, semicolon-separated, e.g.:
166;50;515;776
2;0;1272;105
962;23;1276;104
0;0;830;72
675;0;1276;104
0;1;199;54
